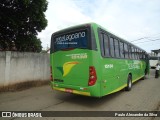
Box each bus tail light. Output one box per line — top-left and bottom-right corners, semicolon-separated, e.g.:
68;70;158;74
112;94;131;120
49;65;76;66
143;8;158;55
50;66;53;81
88;66;97;86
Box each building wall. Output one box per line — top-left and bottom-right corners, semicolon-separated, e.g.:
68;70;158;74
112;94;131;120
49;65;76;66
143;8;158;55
0;51;50;86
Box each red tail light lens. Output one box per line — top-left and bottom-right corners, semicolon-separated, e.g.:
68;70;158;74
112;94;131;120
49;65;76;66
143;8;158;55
50;66;53;81
88;66;97;86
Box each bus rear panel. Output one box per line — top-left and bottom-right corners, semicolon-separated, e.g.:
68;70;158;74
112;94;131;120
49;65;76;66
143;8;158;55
50;24;101;97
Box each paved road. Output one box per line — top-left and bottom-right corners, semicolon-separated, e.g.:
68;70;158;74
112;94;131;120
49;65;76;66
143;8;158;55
0;69;160;120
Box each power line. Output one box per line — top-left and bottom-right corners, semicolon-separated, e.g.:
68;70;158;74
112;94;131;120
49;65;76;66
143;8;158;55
130;37;148;42
133;39;160;44
130;33;160;42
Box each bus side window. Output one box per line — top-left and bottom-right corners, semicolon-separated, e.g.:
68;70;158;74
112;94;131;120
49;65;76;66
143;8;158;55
99;32;105;57
136;49;139;60
128;45;131;59
143;52;146;60
139;50;142;59
141;50;143;59
142;51;144;60
109;37;115;57
134;48;137;59
114;39;120;58
124;43;129;59
137;49;140;60
134;47;137;60
142;51;144;59
120;41;124;58
136;49;138;59
131;47;135;59
104;34;110;57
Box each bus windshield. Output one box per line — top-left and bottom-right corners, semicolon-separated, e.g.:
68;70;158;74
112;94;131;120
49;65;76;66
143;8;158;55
53;29;88;52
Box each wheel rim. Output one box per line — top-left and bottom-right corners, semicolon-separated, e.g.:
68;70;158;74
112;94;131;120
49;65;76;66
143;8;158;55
128;78;132;88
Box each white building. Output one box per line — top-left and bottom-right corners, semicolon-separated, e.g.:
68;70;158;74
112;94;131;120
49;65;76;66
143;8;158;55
150;49;160;68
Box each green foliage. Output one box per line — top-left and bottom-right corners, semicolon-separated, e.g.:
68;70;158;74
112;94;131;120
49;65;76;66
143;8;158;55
0;0;48;52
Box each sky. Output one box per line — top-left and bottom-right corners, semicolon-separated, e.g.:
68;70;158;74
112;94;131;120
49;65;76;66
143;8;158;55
38;0;160;52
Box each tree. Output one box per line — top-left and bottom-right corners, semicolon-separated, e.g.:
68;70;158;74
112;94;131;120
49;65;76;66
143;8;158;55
0;0;48;52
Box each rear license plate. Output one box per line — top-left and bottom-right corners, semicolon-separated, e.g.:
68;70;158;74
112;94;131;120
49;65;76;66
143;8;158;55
65;88;73;93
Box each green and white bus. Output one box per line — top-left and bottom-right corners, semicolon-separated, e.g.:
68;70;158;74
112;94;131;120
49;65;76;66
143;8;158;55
50;23;149;97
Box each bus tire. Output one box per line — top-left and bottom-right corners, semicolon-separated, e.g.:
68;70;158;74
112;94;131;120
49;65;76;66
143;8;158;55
125;75;132;91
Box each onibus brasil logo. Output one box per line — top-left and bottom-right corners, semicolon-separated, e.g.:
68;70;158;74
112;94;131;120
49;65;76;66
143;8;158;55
57;61;79;77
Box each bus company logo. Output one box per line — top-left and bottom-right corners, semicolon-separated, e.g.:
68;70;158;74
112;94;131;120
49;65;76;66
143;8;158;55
55;31;86;44
57;61;79;77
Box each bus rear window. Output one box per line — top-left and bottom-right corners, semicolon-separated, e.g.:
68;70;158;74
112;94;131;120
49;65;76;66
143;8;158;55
53;29;88;52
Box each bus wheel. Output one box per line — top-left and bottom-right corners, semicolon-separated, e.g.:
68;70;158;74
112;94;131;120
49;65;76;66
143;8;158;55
125;75;132;91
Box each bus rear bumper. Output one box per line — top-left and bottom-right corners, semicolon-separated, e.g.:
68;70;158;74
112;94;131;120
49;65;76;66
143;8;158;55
53;86;91;96
50;82;100;97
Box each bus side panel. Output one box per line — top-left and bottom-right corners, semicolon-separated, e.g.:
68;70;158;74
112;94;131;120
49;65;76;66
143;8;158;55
131;60;146;82
100;59;147;96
